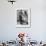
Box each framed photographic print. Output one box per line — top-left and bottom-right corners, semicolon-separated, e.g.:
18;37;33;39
16;8;31;28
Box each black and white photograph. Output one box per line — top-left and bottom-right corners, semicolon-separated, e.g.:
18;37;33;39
16;8;31;28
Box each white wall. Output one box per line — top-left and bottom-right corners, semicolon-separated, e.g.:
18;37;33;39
0;0;46;41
